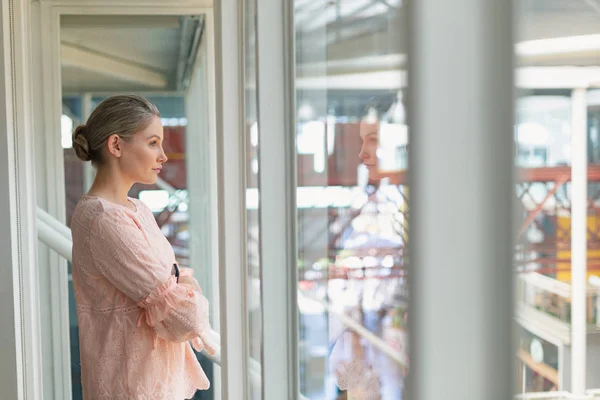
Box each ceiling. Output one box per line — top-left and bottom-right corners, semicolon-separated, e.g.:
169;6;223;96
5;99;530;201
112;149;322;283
60;15;203;93
59;2;600;93
293;0;600;76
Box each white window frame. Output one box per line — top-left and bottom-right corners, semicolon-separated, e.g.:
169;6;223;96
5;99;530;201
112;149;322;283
0;0;43;398
254;0;300;398
28;1;250;399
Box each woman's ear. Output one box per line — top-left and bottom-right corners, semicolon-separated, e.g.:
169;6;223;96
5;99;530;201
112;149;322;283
106;134;122;158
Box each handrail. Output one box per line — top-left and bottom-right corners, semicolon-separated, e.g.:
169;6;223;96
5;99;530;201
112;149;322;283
37;217;72;260
156;177;177;194
37;207;72;240
519;272;597;297
304;293;405;366
156;177;188;204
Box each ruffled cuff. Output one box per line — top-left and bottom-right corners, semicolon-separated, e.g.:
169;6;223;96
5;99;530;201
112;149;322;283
179;267;194;278
136;275;196;327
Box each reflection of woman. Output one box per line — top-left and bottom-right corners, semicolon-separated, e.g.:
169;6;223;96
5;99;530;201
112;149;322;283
358;99;406;183
70;95;215;399
329;98;407;399
330;329;382;400
359;116;387;181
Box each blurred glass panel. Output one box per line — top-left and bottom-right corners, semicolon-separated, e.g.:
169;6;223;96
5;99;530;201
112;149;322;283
294;1;407;398
244;0;262;397
515;1;600;396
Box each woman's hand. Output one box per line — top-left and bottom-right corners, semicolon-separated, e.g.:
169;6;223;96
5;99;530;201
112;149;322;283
175;267;217;355
191;335;217;356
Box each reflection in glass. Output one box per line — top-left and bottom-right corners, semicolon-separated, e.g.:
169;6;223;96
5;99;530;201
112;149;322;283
294;1;407;398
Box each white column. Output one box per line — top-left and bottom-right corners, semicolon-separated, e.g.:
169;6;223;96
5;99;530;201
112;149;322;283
408;1;514;400
30;2;72;399
201;13;221;399
571;87;588;395
185;12;219;335
256;0;299;398
0;0;43;398
185;18;222;397
214;2;249;399
82;93;94;193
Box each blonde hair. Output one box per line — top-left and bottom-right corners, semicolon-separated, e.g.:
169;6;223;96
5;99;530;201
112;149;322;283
72;94;160;165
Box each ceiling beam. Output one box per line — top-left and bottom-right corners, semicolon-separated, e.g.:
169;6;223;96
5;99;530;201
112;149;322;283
60;15;181;29
515;34;600;66
60;43;169;89
297;53;406;76
292;66;600;90
517;34;600;57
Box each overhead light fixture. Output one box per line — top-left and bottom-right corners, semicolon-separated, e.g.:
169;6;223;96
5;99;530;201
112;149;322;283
516;34;600;56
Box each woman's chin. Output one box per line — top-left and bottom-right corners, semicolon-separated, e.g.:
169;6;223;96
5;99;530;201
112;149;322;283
139;175;158;185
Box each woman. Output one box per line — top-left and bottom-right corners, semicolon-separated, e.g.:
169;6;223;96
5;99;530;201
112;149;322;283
70;95;215;400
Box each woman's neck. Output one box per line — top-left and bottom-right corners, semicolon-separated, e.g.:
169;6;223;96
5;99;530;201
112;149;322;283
86;165;133;207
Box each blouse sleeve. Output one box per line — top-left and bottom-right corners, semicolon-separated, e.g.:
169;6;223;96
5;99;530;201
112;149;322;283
89;208;213;345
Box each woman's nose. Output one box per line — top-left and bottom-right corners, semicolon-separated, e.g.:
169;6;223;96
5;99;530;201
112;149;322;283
159;149;168;163
359;146;367;160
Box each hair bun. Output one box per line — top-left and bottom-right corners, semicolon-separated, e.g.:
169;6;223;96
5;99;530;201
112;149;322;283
72;125;91;162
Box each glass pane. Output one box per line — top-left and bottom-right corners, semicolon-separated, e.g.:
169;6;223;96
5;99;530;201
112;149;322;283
59;15;215;400
244;0;262;397
243;0;263;399
294;1;407;398
515;0;600;396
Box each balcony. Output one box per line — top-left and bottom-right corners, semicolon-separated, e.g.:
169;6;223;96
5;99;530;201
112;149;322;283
517;272;600;329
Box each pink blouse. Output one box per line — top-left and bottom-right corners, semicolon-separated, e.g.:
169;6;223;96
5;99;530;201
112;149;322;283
71;196;215;400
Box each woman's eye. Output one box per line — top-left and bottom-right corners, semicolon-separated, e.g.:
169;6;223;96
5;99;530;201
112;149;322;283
150;141;157;147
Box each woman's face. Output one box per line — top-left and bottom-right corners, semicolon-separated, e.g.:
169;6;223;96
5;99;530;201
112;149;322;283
359;121;382;180
117;116;168;185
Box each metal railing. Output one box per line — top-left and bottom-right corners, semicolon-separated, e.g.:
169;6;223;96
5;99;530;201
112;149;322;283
517;272;600;326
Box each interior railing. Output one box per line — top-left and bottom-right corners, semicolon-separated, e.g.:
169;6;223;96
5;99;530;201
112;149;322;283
517;271;600;327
